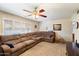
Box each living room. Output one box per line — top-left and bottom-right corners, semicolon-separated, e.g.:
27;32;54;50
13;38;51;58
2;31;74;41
0;3;79;56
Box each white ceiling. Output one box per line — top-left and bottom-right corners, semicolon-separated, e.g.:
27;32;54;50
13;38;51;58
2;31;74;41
0;3;79;22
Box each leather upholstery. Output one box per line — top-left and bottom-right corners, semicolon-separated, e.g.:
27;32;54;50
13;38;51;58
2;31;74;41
0;31;55;56
1;45;11;56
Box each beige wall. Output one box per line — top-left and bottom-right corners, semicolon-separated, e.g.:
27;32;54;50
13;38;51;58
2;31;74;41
39;19;72;42
0;11;39;35
0;11;73;42
0;18;2;35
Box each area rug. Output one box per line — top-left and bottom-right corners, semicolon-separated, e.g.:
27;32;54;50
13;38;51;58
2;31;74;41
20;42;66;56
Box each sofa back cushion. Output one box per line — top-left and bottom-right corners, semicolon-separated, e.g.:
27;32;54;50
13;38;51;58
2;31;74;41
0;31;55;45
0;34;26;44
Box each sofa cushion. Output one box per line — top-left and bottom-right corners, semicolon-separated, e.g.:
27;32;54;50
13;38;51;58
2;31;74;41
4;39;22;45
24;40;35;45
19;34;26;38
4;37;29;45
32;37;42;41
11;41;27;53
4;40;17;45
4;37;33;45
1;35;18;42
20;37;31;41
11;40;35;53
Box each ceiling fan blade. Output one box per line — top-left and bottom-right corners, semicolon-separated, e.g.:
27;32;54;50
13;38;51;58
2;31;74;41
23;9;32;13
39;9;45;13
24;14;32;17
39;14;47;18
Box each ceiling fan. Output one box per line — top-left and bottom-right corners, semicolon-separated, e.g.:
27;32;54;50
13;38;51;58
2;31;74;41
23;6;47;19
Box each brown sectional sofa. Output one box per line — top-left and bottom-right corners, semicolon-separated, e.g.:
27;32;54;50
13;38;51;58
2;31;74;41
0;31;55;56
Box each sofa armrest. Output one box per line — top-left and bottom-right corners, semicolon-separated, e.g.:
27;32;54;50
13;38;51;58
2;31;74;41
1;45;11;56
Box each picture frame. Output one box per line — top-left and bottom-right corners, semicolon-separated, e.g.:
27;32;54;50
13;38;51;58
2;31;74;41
53;24;62;31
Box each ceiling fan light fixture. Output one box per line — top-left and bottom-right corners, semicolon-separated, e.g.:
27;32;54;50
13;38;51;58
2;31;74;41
32;15;39;19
